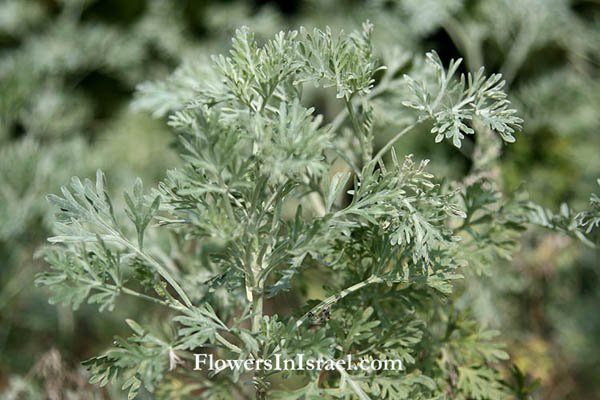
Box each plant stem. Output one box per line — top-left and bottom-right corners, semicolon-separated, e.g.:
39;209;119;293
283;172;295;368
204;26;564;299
215;333;243;354
333;358;370;400
121;287;185;310
295;274;382;329
251;290;263;335
372;120;421;163
329;66;396;136
344;98;372;166
126;291;242;354
217;174;236;223
107;282;243;354
119;237;194;309
245;247;266;399
96;222;193;309
251;289;264;400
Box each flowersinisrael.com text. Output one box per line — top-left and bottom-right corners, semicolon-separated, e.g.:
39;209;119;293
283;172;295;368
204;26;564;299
194;353;404;373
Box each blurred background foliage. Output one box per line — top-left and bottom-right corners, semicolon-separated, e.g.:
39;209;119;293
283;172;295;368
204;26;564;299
0;0;598;399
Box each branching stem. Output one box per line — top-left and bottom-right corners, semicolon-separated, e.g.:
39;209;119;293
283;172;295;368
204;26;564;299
372;120;421;163
116;236;193;309
295;274;382;329
344;98;372;165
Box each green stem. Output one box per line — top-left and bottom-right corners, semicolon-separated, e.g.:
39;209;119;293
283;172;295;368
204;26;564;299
245;246;266;398
344;98;372;166
251;292;263;335
77;276;242;352
95;221;194;310
119;237;193;309
295;275;382;329
215;332;243;354
217;175;236;223
372;120;421;163
329;66;396;136
250;286;265;399
121;287;185;310
250;250;264;337
332;356;369;400
119;282;242;353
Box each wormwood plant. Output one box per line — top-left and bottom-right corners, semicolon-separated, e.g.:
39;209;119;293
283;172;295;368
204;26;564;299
38;23;599;399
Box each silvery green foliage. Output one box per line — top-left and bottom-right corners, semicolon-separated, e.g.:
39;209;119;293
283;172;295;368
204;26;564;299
524;180;600;248
402;51;523;148
581;181;600;235
39;22;585;400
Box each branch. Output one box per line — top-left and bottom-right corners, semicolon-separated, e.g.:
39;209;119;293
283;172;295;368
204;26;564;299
295;274;382;329
117;281;243;354
372;120;421;163
329;64;399;136
115;235;193;309
344;98;370;164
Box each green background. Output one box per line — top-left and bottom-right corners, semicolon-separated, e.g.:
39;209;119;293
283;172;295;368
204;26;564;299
0;0;598;398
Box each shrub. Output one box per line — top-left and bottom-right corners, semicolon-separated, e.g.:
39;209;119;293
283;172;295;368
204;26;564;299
38;22;599;400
